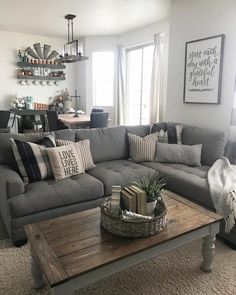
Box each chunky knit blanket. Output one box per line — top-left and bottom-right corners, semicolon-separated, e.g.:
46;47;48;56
208;157;236;232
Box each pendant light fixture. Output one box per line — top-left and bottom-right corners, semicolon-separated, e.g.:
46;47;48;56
59;14;88;63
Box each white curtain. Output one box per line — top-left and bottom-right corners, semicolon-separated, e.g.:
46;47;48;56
226;87;236;164
149;33;164;124
115;45;126;125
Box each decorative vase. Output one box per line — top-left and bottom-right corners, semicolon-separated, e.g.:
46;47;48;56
145;200;157;216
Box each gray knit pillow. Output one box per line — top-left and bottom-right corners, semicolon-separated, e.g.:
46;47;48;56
155;142;202;166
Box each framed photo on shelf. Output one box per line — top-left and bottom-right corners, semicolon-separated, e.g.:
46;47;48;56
183;34;225;104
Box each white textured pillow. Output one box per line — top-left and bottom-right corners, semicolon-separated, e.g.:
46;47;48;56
155;142;202;166
47;144;85;181
56;139;95;171
128;132;159;162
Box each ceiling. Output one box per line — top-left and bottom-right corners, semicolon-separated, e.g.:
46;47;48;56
0;0;170;38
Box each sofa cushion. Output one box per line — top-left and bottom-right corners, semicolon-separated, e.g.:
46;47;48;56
87;159;156;196
75;126;128;163
141;162;213;209
126;125;150;138
155;142;202;167
182;125;225;166
166;122;225;166
54;129;75;141
8;173;104;218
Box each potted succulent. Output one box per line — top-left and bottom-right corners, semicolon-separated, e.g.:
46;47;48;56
133;172;166;216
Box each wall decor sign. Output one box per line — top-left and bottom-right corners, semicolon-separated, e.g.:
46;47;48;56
183;34;225;104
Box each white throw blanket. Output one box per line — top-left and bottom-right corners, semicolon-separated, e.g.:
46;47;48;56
208;157;236;232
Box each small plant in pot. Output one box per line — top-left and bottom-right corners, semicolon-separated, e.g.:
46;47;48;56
133;172;166;216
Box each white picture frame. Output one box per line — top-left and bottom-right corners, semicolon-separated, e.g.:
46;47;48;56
183;34;225;104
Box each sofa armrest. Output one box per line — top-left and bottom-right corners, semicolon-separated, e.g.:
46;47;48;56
0;164;25;199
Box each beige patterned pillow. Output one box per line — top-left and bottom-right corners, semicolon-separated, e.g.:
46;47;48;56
47;144;85;181
128;132;159;162
56;139;95;171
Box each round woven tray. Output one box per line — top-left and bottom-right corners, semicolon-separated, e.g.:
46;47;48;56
100;198;167;238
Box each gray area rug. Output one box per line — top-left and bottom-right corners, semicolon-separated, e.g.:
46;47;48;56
0;218;236;295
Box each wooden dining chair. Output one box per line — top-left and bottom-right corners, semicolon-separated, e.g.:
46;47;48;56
46;110;69;131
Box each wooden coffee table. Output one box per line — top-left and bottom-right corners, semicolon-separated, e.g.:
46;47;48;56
24;191;222;295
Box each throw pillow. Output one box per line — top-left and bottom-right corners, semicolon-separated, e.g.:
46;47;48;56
155;142;202;166
10;134;56;184
151;124;183;144
47;144;85;181
37;133;56;147
128;132;159;162
56;139;96;171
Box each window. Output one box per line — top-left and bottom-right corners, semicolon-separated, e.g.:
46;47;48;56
126;44;154;125
92;51;114;107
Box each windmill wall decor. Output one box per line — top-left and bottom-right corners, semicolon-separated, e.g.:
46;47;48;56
17;43;66;86
19;43;60;64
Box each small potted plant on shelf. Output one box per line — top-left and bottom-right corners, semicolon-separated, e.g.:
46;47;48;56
133;172;166;216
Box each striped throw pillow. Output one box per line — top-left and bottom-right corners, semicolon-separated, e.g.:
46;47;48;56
47;144;85;181
10;134;56;184
11;134;55;184
128;132;159;162
152;124;183;144
37;133;56;147
56;139;96;171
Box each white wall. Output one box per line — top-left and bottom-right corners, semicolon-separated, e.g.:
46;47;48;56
67;37;86;112
166;0;236;132
73;58;86;111
0;30;72;109
118;20;169;46
72;35;118;125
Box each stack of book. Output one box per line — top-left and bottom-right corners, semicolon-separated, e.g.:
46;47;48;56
121;186;147;215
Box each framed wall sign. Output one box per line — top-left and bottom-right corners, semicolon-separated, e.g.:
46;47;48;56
183;34;225;104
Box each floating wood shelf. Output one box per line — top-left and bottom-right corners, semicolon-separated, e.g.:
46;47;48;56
17;75;65;80
17;62;66;69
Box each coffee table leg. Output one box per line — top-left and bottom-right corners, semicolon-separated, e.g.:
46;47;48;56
31;255;45;289
201;235;216;272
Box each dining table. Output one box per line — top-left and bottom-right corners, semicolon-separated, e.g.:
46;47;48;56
58;113;91;129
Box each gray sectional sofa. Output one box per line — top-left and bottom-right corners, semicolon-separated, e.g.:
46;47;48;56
0;122;235;247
